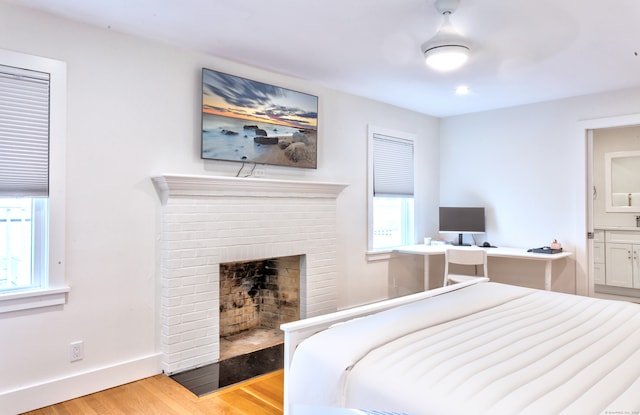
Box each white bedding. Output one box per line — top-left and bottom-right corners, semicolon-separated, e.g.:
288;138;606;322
288;282;640;415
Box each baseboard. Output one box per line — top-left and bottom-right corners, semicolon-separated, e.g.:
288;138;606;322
594;284;640;300
0;352;162;414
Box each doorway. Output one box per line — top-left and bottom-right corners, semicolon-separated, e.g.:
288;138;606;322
584;114;640;299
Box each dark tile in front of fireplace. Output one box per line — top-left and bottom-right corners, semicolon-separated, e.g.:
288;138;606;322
170;343;284;397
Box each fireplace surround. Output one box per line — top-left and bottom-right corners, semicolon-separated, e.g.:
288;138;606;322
153;174;347;374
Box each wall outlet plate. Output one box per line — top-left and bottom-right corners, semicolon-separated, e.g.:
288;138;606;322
69;341;84;362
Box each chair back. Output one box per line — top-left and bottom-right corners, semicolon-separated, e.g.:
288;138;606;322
444;247;488;279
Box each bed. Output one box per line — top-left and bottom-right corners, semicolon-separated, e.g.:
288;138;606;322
281;279;640;415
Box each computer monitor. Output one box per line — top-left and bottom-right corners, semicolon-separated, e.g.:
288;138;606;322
439;207;486;246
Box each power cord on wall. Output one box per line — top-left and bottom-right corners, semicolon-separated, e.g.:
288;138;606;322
235;162;257;177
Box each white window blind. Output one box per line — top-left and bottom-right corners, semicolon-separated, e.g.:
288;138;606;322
0;64;50;197
373;133;414;197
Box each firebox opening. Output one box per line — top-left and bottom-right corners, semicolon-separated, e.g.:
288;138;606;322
219;255;301;361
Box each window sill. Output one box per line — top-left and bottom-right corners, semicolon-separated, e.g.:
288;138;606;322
0;286;70;314
366;249;394;262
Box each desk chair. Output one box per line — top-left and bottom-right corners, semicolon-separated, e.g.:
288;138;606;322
444;247;489;286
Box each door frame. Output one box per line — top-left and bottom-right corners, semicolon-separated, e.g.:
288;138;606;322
579;113;640;297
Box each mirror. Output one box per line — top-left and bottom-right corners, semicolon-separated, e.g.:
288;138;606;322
605;151;640;212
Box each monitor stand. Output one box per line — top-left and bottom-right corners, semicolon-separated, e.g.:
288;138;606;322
453;233;470;246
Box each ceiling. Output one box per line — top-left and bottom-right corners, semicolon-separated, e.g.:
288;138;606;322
6;0;640;117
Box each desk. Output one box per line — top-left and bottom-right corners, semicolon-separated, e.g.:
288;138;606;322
394;245;572;291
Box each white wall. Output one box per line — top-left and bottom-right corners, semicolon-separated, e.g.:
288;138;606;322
440;89;640;294
0;3;439;413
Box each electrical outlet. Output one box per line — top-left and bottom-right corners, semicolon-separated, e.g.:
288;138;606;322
69;341;84;362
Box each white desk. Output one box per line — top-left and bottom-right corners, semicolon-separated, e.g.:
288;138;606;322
394;244;572;291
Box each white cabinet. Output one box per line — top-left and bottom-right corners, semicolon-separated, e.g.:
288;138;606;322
593;230;606;285
605;243;635;287
605;231;640;288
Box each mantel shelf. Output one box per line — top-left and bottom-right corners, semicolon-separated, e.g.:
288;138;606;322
152;174;348;203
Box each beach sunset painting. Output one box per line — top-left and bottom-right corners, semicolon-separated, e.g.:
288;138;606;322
201;68;318;168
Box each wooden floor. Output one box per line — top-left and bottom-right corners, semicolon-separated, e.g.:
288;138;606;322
22;370;284;415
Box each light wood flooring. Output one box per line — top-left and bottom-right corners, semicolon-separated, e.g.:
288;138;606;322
22;369;284;415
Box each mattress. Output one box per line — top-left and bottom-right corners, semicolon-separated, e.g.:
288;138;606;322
288;282;640;415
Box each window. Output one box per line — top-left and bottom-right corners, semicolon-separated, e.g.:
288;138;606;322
0;198;47;291
368;126;415;251
0;49;68;312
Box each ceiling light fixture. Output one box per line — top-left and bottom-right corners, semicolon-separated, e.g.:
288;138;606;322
455;85;470;95
421;0;469;71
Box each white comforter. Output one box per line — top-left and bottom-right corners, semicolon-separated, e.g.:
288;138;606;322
288;283;640;415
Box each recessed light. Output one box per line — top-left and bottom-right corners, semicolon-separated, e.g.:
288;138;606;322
456;85;470;95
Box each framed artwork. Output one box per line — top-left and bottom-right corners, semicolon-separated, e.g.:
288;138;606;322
201;68;318;169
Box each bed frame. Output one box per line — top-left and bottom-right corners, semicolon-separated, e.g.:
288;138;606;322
279;278;488;414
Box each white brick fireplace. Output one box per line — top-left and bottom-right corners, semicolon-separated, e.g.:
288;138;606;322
152;174;347;374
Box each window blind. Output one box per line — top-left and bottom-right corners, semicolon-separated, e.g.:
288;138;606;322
0;64;50;197
373;133;414;197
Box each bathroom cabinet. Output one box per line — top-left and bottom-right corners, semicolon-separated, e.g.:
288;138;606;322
604;230;640;288
593;230;606;285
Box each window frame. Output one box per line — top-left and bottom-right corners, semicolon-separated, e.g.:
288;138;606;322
367;125;416;257
0;48;68;313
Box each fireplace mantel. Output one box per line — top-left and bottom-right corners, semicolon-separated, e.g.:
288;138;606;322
152;174;347;203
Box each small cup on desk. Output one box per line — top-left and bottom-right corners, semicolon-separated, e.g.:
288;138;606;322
424;237;432;245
